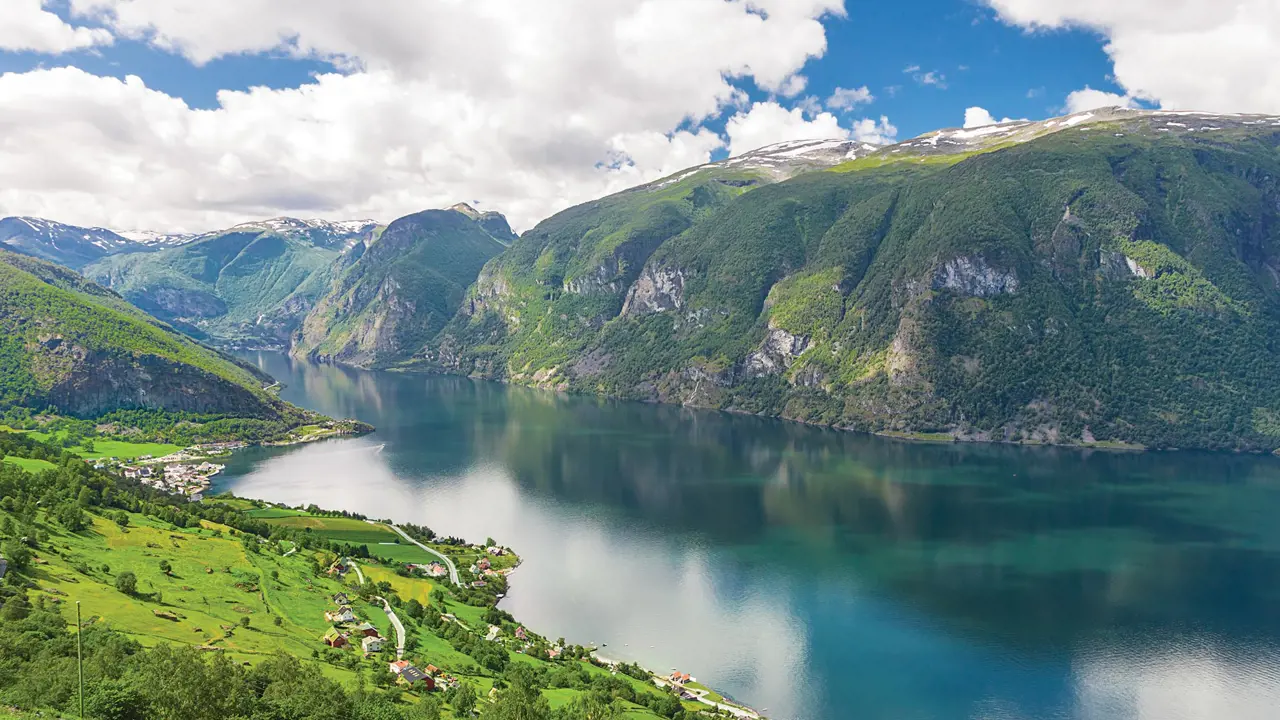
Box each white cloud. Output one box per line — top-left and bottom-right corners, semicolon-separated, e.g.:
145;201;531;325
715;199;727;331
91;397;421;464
850;116;897;145
984;0;1280;113
778;74;809;98
963;106;1025;128
1064;86;1139;114
903;65;948;90
826;85;874;110
0;0;848;232
724;101;849;157
0;0;112;53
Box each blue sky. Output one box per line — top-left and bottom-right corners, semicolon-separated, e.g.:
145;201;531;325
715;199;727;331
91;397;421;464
0;0;1266;231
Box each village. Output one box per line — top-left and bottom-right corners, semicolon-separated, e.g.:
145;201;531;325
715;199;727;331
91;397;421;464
90;442;243;501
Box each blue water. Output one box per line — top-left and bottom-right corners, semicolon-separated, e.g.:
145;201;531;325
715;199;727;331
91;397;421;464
218;352;1280;720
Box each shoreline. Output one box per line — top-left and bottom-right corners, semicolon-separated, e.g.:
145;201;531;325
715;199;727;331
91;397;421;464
289;351;1280;456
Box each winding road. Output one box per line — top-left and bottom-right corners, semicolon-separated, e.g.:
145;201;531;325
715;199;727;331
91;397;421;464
375;596;406;659
378;522;461;586
345;558;405;659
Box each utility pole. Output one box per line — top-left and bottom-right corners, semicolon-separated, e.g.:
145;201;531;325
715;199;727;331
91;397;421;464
76;601;85;719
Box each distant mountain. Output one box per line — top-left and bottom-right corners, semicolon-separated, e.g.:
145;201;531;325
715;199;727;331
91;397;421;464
0;247;286;418
82;209;511;354
292;206;510;366
82;218;382;348
224;217;380;249
0;216;150;269
419;108;1280;452
117;229;199;247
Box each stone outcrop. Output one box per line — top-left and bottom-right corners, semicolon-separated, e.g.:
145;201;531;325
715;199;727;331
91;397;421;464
931;256;1019;297
743;327;811;379
621;264;686;316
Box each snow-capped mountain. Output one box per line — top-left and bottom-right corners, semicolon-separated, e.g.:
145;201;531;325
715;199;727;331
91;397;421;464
228;217;380;248
0;216;150;269
118;229;198;247
643;138;882;191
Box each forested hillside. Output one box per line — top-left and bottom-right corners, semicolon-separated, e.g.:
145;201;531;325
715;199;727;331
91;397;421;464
293;205;509;366
425;111;1280;452
0;249;344;446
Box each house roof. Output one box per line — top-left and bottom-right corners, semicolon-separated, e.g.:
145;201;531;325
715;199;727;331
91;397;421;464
355;622;376;631
400;667;428;683
389;660;410;673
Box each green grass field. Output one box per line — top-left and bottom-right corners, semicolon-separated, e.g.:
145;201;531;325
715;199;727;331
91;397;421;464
76;440;184;460
1;456;56;472
258;515;400;545
245;506;309;519
0;426;181;460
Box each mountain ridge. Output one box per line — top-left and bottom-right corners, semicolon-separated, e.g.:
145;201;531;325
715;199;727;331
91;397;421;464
413;107;1280;452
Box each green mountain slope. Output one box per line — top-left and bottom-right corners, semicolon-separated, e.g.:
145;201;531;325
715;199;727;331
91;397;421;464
293;206;509;366
82;220;378;348
428;111;1280;452
0;248;285;419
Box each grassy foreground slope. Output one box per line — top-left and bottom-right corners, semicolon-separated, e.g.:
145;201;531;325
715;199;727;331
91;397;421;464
0;432;709;720
433;112;1280;452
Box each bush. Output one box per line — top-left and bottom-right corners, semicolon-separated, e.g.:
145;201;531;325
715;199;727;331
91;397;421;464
115;571;138;596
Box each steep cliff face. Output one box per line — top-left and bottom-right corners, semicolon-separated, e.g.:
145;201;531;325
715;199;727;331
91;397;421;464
0;249;284;419
433;111;1280;452
293;207;507;367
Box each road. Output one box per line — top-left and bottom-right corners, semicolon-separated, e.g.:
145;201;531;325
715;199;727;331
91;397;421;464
343;558;366;585
651;678;760;719
375;596;406;659
379;522;461;586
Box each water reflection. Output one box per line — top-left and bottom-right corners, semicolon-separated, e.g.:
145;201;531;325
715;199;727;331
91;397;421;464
223;353;1280;720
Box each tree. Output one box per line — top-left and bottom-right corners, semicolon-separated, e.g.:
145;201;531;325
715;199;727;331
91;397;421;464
159;560;172;575
1;538;31;571
452;683;477;718
86;680;150;720
115;571;138;596
114;512;130;528
57;503;88;531
239;616;250;628
273;615;283;626
414;696;443;720
0;592;30;621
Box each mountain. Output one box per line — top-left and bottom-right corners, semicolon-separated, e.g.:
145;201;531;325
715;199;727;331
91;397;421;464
420;108;1280;452
117;229;199;247
292;206;510;366
0;248;286;418
82;218;382;348
0;216;151;269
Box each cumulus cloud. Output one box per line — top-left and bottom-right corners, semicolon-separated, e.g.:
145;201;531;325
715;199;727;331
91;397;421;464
724;101;849;157
850;116;898;145
0;0;112;53
0;0;862;232
826;85;874;110
1064;86;1139;114
963;106;1025;128
983;0;1280;113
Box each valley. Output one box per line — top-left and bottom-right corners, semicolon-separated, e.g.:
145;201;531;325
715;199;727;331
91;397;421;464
7;108;1280;453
